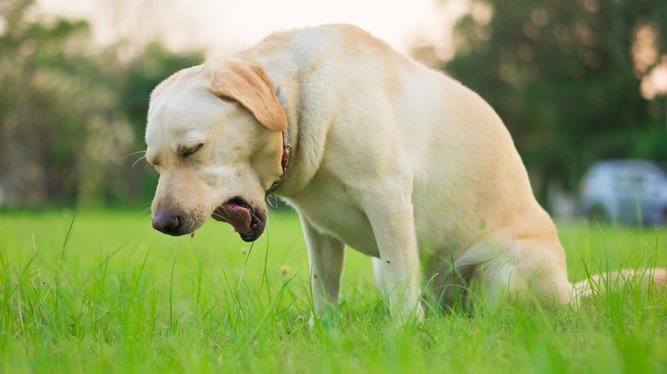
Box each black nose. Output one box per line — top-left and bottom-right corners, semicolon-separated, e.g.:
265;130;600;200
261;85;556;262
152;212;184;235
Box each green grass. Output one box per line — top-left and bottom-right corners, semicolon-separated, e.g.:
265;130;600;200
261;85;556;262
0;210;666;373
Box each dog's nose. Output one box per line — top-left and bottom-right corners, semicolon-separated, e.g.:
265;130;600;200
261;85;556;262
152;212;183;235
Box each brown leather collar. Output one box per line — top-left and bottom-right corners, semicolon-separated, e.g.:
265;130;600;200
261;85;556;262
265;130;292;197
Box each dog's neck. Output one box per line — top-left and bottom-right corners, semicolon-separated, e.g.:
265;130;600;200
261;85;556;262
258;53;329;197
265;129;292;197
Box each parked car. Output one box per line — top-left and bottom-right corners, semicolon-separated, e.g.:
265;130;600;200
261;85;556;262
579;160;667;225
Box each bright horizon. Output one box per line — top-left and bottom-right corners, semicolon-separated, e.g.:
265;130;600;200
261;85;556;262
32;1;667;97
37;0;469;59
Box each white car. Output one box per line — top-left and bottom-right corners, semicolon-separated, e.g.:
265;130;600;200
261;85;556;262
580;160;667;225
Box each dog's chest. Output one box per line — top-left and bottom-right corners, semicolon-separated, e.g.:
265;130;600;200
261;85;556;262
286;173;380;257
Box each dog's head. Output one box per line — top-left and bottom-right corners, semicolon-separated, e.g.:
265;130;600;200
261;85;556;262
145;58;287;241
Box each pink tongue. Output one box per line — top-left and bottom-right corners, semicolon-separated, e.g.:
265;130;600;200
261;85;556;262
222;202;251;234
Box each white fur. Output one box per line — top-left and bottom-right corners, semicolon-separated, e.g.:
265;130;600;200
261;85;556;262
146;25;665;323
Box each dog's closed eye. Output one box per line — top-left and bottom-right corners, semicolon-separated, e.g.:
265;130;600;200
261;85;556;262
179;143;204;158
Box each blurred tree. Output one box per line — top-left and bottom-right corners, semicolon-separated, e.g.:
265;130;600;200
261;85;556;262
0;0;202;207
109;42;203;206
0;0;126;206
444;0;667;203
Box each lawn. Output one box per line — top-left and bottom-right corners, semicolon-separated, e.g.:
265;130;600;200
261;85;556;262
1;210;666;373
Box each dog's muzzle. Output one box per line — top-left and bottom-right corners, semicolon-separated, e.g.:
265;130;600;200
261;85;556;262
212;197;266;242
152;211;187;236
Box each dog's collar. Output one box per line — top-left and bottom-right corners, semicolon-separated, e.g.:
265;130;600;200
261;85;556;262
265;130;292;197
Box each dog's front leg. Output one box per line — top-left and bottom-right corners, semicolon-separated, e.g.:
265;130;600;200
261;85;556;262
364;192;423;323
299;215;345;323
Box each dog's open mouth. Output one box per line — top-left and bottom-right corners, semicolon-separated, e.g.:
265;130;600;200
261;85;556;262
212;197;266;242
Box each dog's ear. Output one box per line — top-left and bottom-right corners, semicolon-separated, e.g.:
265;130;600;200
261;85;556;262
209;60;287;132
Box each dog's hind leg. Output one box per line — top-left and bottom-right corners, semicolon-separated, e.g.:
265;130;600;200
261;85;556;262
447;235;572;309
475;240;572;307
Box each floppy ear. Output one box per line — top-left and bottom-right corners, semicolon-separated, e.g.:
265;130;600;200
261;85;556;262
209;60;288;132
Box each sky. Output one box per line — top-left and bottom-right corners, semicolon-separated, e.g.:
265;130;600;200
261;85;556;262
37;0;469;59
33;0;667;97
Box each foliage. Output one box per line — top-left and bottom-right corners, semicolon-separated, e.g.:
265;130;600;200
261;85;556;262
3;0;667;209
0;210;666;372
0;0;202;207
107;42;204;206
445;0;667;200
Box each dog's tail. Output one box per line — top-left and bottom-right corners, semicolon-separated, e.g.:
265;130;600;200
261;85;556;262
571;267;667;301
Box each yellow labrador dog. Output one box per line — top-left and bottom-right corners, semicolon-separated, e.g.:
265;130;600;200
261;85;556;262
146;24;665;322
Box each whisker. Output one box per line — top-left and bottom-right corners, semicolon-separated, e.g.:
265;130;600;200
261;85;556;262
122;150;146;161
141;201;153;215
131;155;148;173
